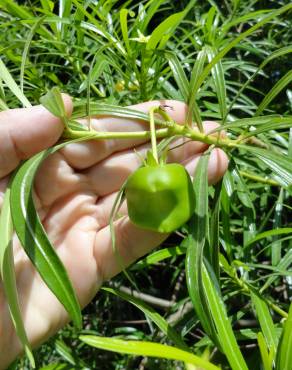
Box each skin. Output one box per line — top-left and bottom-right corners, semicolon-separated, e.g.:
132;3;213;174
0;96;228;368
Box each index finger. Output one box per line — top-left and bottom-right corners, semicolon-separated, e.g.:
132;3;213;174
0;94;72;179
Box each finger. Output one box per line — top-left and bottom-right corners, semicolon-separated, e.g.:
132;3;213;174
34;152;90;207
0;94;72;178
94;216;167;281
61;100;188;169
183;148;229;185
84;125;226;196
43;192;98;246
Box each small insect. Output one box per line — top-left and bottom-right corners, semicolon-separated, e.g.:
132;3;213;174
159;104;174;111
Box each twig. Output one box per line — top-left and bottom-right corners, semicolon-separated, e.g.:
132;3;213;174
110;283;173;309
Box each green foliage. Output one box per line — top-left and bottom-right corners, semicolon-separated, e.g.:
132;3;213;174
0;0;292;369
10;146;82;328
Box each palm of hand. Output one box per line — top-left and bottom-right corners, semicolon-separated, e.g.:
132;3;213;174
0;99;228;367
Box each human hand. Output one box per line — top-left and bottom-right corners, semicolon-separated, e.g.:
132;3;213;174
0;96;228;368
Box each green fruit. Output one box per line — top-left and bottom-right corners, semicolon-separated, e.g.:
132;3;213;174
125;163;195;233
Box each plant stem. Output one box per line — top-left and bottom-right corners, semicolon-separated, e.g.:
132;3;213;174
234;275;288;318
65;120;238;149
149;107;159;162
239;171;280;186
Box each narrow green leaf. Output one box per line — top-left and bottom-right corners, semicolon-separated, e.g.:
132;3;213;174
261;248;292;292
0;97;8;110
256;70;292;116
0;0;32;19
40;0;54;13
210;116;292;135
139;0;165;33
39;364;71;370
272;189;284;265
288;127;292;157
187;48;207;130
186;152;218;341
209;181;222;278
232;163;256;245
40;86;66;118
109;183;138;289
205;6;218;44
186;153;246;368
72;103;163;124
0;58;31;108
251;291;277;353
276;303;292;370
132;246;186;270
71;0;125;55
146;3;195;51
0;188;35;367
221;172;235;258
257;332;272;370
202;264;249;370
166;51;189;101
196;327;282;346
244;228;292;251
20;16;46;93
103;287;188;351
120;9;133;56
55;339;76;365
221;9;271;34
58;0;72;36
78;56;108;93
205;45;227;120
79;336;220;370
10;145;82;328
238;145;292;187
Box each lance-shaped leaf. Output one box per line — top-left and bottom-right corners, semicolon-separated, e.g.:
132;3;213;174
186;152;248;370
10;145;82;328
205;45;227;120
79;335;220;370
187;48;206;131
257;332;272;370
251;291;277;354
276;302;292;370
185;152;218;343
0;188;35;367
72;103;164;125
255;69;292;116
238;145;292;187
166;51;189;101
209;180;222;279
0;58;31;108
202;264;249;370
40;86;66;118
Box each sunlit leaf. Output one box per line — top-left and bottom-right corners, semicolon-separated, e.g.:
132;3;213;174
275;303;292;370
0;188;35;368
10;145;82;328
80;335;220;370
0;58;31;107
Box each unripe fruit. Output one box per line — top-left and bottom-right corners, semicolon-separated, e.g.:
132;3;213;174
125;163;195;233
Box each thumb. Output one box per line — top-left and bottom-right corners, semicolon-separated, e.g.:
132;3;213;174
0;94;72;178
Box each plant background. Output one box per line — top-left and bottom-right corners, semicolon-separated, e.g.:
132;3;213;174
0;0;291;369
